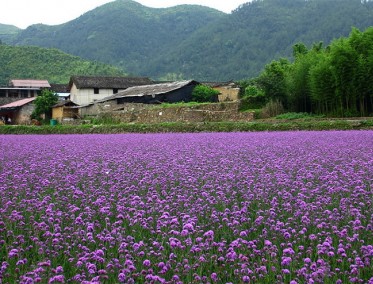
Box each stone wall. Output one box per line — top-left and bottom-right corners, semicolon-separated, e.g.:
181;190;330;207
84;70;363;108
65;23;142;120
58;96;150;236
94;102;254;124
14;103;35;124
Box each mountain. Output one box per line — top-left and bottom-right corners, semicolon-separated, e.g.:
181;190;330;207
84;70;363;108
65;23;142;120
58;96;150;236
1;0;373;81
0;45;125;85
5;0;224;77
0;24;21;43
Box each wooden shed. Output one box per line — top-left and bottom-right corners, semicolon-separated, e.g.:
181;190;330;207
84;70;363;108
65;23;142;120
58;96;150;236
52;100;80;122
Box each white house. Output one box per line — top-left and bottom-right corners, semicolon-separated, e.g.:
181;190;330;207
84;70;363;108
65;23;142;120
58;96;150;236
69;76;154;105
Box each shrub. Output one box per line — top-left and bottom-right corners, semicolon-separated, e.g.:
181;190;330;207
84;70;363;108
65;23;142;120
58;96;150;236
192;85;220;103
275;112;324;120
260;100;285;118
241;85;266;110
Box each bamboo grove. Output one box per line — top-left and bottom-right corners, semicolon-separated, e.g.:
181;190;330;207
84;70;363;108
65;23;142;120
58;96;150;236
244;27;373;117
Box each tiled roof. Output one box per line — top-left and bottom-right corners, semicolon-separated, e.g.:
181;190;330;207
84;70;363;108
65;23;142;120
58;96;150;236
69;76;154;89
0;97;36;109
52;100;78;108
99;80;198;102
50;84;70;93
10;80;51;88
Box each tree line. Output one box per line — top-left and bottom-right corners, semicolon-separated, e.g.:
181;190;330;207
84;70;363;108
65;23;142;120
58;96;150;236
241;27;373;117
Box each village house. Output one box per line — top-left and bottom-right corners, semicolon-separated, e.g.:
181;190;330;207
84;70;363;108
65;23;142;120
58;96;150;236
79;80;200;116
0;97;36;125
69;76;154;106
0;79;51;106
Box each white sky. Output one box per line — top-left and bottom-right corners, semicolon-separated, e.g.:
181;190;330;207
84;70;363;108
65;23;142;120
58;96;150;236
0;0;249;29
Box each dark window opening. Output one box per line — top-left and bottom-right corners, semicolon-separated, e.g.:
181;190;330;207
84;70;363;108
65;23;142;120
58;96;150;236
113;88;118;94
94;88;99;94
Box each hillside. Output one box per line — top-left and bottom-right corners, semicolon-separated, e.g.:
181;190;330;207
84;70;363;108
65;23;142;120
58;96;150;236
0;24;20;43
6;0;224;79
1;0;373;81
0;45;125;85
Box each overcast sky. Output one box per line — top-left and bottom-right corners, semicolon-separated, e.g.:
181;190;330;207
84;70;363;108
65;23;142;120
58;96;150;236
0;0;248;29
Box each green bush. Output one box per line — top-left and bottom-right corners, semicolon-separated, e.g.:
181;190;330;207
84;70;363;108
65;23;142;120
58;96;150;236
192;85;220;103
240;85;266;110
260;100;285;118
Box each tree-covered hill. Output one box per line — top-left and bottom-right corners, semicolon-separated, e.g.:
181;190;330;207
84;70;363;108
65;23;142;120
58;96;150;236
0;24;20;43
151;0;373;81
0;45;125;85
1;0;373;81
6;0;224;78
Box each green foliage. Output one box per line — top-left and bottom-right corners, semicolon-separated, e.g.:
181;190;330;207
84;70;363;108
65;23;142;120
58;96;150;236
191;85;220;102
90;113;121;125
275;112;324;120
255;58;290;108
260;100;285;118
254;26;373;117
31;89;58;121
2;0;373;81
0;45;125;85
240;85;266;110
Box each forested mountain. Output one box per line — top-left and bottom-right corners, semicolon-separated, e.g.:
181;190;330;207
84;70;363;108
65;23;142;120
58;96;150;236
1;0;373;81
0;24;20;43
4;0;224;79
0;45;125;85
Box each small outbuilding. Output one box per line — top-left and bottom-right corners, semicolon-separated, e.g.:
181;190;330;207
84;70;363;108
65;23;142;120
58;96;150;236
52;100;80;122
0;97;36;124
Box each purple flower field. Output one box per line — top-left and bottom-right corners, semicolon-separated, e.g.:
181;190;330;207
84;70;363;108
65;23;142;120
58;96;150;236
0;131;372;283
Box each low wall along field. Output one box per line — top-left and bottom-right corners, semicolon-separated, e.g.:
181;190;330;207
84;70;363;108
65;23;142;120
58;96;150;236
100;102;254;123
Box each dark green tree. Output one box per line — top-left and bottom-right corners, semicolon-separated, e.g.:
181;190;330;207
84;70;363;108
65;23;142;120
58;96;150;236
240;85;266;109
31;89;58;121
329;38;360;116
309;54;335;114
255;58;290;108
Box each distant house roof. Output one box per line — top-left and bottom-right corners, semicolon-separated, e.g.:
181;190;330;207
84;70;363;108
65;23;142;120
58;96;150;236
9;79;51;88
69;76;154;89
100;80;199;102
52;100;78;108
50;83;70;93
0;97;36;110
203;81;238;88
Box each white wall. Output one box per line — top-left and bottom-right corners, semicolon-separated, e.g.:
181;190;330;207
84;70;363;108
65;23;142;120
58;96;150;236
70;83;124;105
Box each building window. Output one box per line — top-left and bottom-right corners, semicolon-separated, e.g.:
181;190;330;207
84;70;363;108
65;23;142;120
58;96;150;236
113;88;118;94
94;88;99;94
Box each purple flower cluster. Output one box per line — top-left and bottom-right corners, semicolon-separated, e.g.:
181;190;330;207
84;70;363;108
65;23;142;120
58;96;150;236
0;131;372;283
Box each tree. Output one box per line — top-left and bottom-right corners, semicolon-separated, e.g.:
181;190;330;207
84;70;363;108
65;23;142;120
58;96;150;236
255;58;290;108
241;85;266;109
31;89;58;121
